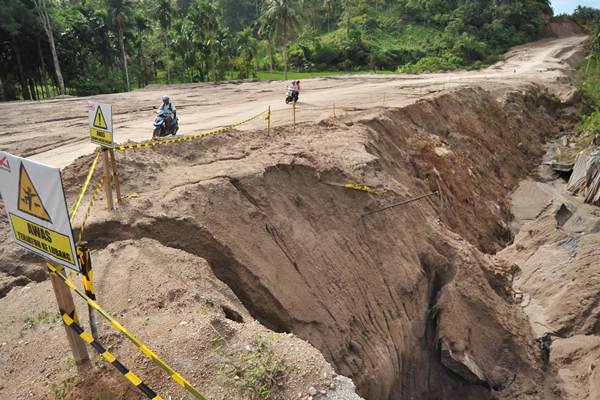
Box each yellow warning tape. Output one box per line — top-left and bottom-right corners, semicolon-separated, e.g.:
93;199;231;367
61;312;162;400
321;180;387;195
343;183;385;194
115;110;265;152
70;150;101;223
78;175;104;243
47;263;207;400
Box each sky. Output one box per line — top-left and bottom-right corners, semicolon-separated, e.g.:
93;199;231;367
551;0;600;15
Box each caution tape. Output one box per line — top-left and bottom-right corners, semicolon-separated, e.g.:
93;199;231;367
78;175;104;243
77;244;95;300
343;183;385;194
70;151;101;223
61;312;162;400
46;263;208;400
321;181;386;194
115;110;266;152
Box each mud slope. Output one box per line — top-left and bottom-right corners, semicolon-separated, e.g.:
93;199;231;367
32;84;566;400
500;178;600;400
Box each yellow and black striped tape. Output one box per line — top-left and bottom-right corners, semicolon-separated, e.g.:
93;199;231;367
77;244;95;300
115;110;265;152
78;175;104;243
61;312;162;400
70;150;101;223
46;263;207;400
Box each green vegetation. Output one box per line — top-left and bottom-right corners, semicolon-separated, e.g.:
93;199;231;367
52;376;76;399
574;7;600;134
219;333;292;399
22;309;60;331
0;0;561;99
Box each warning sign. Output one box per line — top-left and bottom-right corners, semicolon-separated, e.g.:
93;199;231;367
93;107;108;129
0;156;10;172
0;151;79;272
88;102;114;148
18;163;52;223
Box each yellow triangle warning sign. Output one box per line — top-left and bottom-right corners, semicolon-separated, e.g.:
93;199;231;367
18;163;52;223
93;106;108;130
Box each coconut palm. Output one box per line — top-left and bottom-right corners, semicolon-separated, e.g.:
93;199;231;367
107;0;131;91
261;0;301;80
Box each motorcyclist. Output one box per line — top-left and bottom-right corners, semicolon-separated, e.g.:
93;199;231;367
153;95;178;138
159;95;176;120
286;81;299;104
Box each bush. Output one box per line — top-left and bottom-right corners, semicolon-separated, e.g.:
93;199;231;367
397;56;460;74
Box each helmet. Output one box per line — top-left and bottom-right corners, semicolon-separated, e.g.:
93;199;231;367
162;95;170;101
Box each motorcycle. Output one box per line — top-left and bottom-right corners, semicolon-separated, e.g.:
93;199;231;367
152;109;179;139
285;87;299;104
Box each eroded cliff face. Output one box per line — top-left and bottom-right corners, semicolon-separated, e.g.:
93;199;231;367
45;85;568;399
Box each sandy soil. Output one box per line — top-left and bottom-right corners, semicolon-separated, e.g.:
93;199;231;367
0;35;587;168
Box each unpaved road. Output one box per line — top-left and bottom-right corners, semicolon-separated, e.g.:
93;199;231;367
0;35;587;168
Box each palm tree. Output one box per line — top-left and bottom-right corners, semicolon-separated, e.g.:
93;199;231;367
262;0;301;80
108;0;131;91
258;15;275;72
33;0;65;95
134;13;151;87
156;0;174;83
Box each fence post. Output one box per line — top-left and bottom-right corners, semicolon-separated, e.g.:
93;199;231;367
267;106;271;136
101;149;114;210
77;242;98;339
109;149;121;205
48;262;90;367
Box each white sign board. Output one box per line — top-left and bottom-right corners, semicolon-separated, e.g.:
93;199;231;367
0;152;80;272
88;102;114;148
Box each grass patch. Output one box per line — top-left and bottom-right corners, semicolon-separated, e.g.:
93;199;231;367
256;70;392;81
578;55;600;134
52;376;76;399
218;334;293;399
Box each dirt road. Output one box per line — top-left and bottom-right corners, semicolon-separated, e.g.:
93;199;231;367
0;35;587;168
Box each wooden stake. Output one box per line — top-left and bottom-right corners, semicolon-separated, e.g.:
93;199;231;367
109;149;121;205
267;106;271;136
102;149;114;210
293;102;296;130
48;263;90;366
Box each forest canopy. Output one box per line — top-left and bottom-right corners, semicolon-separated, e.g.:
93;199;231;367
0;0;559;100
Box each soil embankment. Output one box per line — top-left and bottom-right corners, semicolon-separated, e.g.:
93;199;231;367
0;34;595;400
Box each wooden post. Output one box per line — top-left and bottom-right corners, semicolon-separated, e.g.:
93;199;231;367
267;106;271;136
48;262;90;366
77;242;98;339
102;149;114;210
109;149;121;205
293;103;296;130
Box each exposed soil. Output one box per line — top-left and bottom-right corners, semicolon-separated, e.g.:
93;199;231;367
0;31;597;400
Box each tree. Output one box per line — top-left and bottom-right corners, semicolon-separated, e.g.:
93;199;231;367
134;13;151;87
156;0;174;83
233;28;258;78
262;0;301;80
258;14;276;72
107;0;131;91
33;0;65;95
